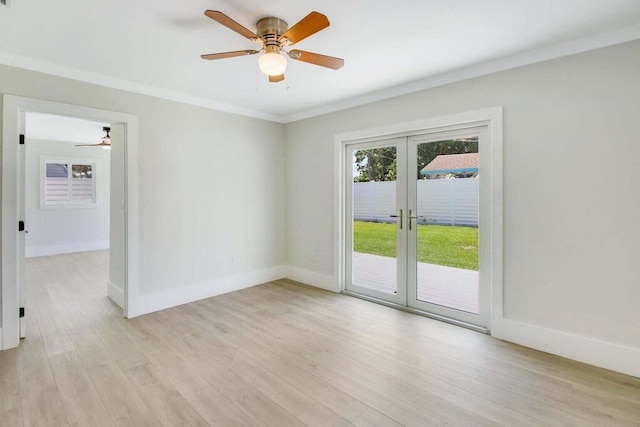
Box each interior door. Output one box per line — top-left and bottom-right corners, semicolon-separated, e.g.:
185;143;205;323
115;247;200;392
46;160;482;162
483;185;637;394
345;138;406;305
407;127;487;327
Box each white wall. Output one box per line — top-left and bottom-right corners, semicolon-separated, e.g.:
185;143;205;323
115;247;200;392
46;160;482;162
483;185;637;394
24;138;110;257
285;40;640;374
0;63;286;321
2;39;639;376
108;124;125;308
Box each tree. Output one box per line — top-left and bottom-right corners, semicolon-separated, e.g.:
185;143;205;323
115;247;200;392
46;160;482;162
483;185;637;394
353;138;478;182
354;148;397;182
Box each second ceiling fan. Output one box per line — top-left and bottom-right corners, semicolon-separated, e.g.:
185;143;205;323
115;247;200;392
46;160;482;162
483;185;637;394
201;10;344;82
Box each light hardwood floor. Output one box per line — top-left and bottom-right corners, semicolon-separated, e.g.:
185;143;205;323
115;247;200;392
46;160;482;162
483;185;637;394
1;250;639;426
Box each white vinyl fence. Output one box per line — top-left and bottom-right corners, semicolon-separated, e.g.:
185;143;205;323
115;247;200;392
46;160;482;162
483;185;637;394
353;178;478;226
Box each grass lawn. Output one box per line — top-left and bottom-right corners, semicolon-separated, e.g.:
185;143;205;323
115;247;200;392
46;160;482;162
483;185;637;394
353;221;478;270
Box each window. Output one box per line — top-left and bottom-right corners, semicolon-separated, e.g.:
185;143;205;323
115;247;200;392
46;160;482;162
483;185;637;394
41;158;97;207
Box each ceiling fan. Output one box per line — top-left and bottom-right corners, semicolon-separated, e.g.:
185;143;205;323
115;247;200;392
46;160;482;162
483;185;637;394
76;126;111;150
201;10;344;82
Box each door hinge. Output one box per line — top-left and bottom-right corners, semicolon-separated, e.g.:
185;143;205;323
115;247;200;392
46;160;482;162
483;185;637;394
19;307;25;318
19;134;25;145
18;220;25;231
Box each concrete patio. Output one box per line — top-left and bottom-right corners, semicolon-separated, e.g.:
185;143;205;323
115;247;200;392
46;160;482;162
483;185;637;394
352;252;479;314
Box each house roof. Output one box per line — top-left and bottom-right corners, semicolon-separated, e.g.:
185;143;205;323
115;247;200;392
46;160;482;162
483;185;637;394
420;153;479;175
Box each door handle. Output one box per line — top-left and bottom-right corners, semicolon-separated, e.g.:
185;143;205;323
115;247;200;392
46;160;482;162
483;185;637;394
408;209;418;230
389;209;403;229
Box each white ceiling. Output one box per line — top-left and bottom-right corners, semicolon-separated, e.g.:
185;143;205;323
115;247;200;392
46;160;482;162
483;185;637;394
26;113;109;144
2;1;640;122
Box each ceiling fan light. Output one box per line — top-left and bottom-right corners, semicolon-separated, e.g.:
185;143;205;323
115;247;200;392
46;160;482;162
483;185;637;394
258;52;287;76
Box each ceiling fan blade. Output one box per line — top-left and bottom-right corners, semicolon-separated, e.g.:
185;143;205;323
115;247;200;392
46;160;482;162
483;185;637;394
280;12;329;46
204;10;263;44
269;74;285;83
75;143;109;147
288;50;344;70
201;50;260;60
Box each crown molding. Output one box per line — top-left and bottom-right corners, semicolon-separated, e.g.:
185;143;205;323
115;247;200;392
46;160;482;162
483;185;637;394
282;22;640;123
0;51;286;123
0;23;639;124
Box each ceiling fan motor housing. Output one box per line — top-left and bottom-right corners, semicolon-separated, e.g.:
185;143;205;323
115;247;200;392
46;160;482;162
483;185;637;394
257;17;288;53
256;17;288;37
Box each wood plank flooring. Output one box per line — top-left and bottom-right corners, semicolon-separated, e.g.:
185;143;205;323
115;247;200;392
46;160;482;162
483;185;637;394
1;250;639;426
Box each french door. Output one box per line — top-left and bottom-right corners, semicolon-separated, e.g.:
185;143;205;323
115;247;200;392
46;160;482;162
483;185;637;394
345;127;488;328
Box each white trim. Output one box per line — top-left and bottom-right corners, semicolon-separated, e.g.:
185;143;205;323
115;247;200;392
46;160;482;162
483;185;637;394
406;127;489;327
333;138;345;295
289;264;640;378
128;266;287;318
2;95;139;349
492;318;640;379
330;109;640;376
336;112;501;329
25;241;110;258
334;107;504;323
334;108;504;143
286;267;338;293
40;157;98;208
487;111;505;330
343;138;408;306
107;280;124;309
0;24;639;124
285;24;640;123
0;51;285;123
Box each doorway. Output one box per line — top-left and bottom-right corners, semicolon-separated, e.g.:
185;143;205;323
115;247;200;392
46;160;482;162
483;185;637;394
2;95;139;350
345;127;488;328
336;108;503;332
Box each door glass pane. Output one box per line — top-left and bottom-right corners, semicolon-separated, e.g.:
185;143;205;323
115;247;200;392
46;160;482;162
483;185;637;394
415;137;479;313
352;147;398;294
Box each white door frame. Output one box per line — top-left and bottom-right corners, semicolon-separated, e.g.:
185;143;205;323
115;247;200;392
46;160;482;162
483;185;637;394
334;107;503;332
344;137;407;306
1;95;139;349
406;126;489;328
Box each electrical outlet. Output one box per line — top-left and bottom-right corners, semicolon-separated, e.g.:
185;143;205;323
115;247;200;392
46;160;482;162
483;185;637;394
232;257;241;267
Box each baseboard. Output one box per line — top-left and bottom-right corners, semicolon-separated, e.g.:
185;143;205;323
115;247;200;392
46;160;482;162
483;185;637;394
286;266;338;292
26;240;110;258
107;280;124;309
128;265;287;318
284;267;639;377
122;262;639;378
492;318;640;378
